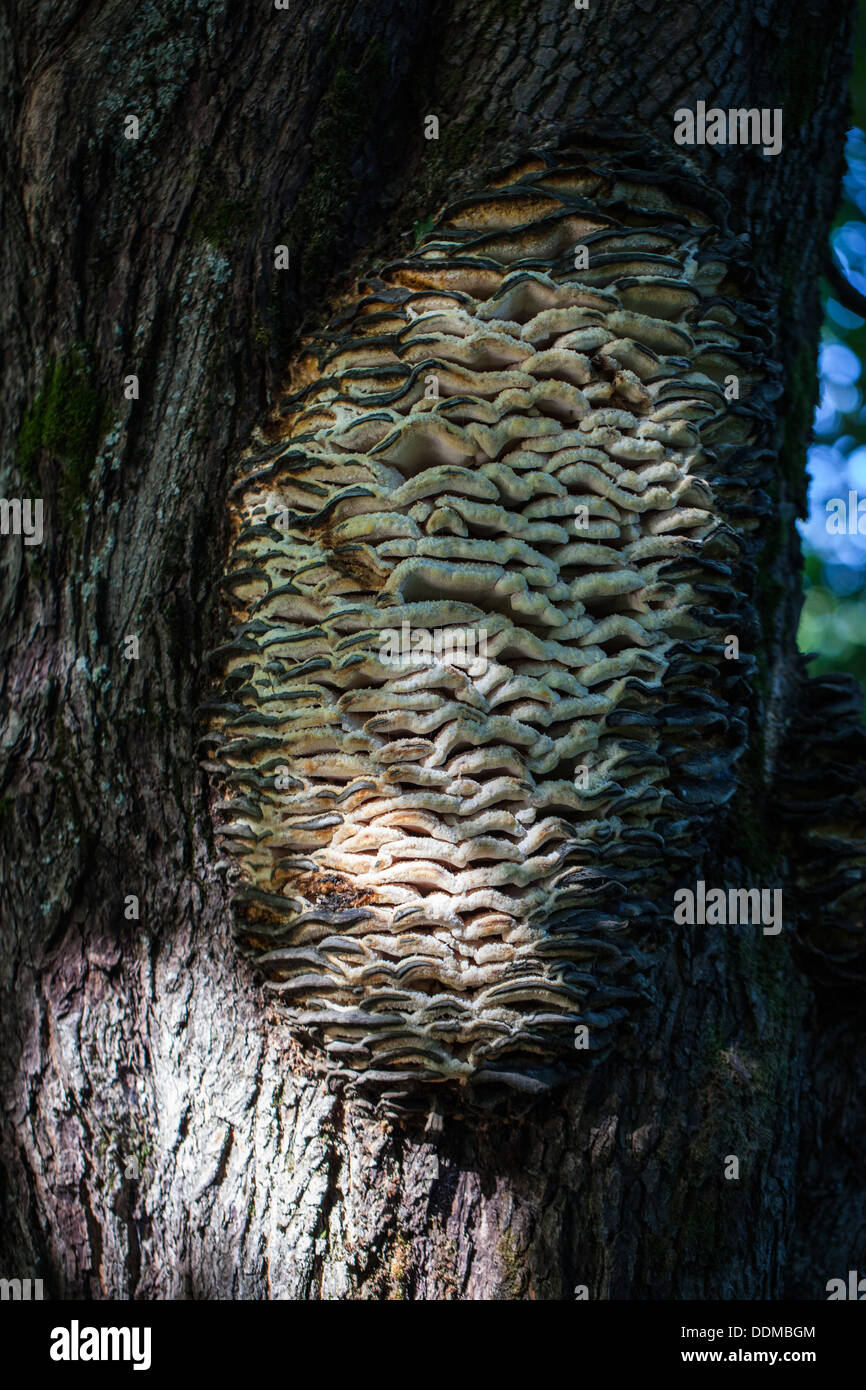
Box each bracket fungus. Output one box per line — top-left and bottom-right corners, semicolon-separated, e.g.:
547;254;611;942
204;133;782;1110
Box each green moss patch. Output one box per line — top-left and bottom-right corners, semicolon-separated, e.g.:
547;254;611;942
289;41;390;286
191;184;253;249
16;346;113;517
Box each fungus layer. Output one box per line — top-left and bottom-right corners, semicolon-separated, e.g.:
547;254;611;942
206;136;778;1106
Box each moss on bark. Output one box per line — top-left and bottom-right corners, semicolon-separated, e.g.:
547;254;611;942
16;346;113;518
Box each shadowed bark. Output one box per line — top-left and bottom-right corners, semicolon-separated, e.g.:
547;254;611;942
1;0;863;1300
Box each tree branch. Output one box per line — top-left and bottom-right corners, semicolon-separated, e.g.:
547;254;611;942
824;247;866;318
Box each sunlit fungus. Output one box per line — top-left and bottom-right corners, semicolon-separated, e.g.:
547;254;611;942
203;133;780;1110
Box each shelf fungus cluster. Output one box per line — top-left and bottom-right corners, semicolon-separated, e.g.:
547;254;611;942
204;137;779;1108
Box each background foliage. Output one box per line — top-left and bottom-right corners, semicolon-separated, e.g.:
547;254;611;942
798;4;866;700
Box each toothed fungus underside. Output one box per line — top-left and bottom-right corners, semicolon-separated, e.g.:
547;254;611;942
206;142;778;1105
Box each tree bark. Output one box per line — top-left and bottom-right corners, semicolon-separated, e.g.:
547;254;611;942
1;0;863;1300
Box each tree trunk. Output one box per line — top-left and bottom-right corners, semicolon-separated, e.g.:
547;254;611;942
1;0;863;1300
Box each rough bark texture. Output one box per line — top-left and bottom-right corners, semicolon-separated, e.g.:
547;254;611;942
1;0;863;1300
